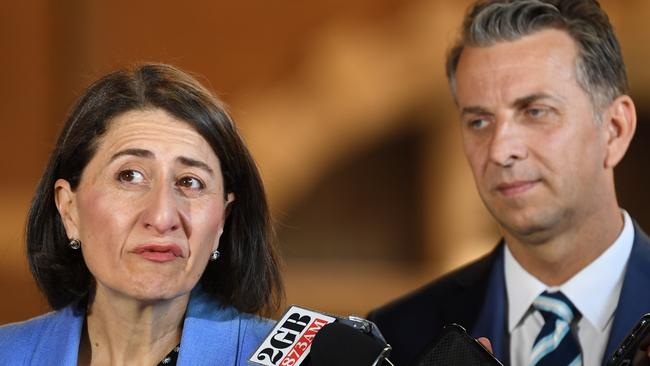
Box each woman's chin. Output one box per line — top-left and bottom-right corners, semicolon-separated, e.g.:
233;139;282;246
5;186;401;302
97;279;194;305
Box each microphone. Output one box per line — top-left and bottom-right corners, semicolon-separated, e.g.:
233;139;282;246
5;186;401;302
249;306;395;366
413;324;502;366
310;321;393;366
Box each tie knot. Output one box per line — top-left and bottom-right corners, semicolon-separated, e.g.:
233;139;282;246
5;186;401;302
532;291;579;323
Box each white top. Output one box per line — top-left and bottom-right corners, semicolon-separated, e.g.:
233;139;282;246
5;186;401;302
505;210;635;366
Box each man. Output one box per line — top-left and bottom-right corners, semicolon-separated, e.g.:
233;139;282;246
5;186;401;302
368;1;649;365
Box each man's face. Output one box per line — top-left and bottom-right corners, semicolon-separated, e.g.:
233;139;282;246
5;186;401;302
454;29;611;241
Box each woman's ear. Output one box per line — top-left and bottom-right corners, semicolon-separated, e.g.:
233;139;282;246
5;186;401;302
54;178;80;239
213;193;236;252
224;192;235;217
603;95;637;169
226;192;235;206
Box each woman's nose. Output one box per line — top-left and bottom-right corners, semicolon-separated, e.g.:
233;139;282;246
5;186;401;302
141;183;182;234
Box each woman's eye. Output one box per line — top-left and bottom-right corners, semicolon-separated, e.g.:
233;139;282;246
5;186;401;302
177;176;204;191
118;170;145;184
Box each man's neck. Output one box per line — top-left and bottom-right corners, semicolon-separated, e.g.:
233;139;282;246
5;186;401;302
504;207;625;286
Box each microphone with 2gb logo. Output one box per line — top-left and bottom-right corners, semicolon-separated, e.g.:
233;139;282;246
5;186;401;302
249;305;395;366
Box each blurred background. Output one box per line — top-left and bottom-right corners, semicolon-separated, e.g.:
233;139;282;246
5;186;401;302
1;0;649;324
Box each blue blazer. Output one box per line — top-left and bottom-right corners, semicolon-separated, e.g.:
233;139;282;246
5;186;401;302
368;223;650;366
0;288;274;365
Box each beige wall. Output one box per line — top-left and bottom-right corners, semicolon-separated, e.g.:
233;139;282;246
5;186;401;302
1;0;648;323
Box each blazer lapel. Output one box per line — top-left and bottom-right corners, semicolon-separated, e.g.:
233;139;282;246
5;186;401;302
178;289;241;366
603;224;650;364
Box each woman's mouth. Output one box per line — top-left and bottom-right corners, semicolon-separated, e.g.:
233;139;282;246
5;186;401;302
133;244;183;262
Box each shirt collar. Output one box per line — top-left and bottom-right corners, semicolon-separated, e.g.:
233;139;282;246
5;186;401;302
505;210;635;332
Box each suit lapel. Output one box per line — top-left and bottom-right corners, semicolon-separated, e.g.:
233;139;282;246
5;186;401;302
471;242;509;365
458;224;650;366
603;224;650;364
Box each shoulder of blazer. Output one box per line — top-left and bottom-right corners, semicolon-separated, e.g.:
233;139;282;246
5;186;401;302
0;306;83;363
0;311;52;351
367;243;503;366
368;243;501;325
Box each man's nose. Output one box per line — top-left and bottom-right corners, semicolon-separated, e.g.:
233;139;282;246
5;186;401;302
488;120;528;167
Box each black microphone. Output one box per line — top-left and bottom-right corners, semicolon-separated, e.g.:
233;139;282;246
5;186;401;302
310;321;393;366
413;324;502;366
249;306;395;366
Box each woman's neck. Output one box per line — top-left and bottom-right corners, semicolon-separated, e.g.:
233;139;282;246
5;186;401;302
78;286;189;366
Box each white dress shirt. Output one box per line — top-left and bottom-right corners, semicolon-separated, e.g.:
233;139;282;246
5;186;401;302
506;210;635;366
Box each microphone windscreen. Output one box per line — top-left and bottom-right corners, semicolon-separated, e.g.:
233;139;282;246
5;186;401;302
310;322;385;366
415;324;502;366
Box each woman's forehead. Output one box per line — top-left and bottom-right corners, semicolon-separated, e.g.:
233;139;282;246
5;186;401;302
97;109;217;161
69;109;223;185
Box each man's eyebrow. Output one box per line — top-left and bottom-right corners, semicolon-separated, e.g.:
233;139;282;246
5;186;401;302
461;106;493;117
512;93;562;109
177;156;214;175
109;148;153;163
460;94;565;116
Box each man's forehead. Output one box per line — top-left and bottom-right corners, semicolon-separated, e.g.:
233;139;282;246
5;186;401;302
454;29;580;108
459;29;578;70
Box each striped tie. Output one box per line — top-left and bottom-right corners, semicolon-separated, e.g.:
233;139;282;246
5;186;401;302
529;291;582;366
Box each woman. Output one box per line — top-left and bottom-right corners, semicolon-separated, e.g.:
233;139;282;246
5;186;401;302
0;64;283;365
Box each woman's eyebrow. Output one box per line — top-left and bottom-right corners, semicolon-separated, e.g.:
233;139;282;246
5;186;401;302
109;148;153;163
177;156;214;176
109;149;214;175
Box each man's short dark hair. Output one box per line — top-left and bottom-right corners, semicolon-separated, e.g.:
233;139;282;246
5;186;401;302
26;63;283;316
446;0;628;111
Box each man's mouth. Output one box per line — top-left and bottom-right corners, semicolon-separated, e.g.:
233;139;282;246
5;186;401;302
496;180;540;196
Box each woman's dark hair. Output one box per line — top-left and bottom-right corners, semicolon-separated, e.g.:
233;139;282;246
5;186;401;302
26;63;283;316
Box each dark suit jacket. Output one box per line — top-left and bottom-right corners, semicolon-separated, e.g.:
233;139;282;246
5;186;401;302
368;223;650;366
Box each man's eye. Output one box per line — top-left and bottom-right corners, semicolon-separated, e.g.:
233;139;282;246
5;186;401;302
118;170;144;183
177;176;204;190
527;107;548;118
469;119;489;129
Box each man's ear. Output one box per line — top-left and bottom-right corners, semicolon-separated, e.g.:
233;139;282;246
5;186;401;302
603;95;637;169
54;179;80;239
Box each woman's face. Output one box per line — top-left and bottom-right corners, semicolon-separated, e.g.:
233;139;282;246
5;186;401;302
55;108;234;302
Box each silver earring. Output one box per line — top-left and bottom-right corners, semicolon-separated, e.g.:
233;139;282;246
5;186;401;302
69;239;81;250
210;250;220;261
